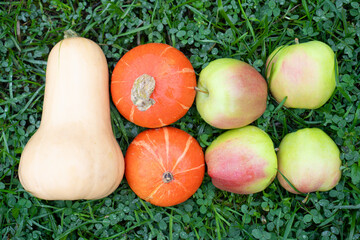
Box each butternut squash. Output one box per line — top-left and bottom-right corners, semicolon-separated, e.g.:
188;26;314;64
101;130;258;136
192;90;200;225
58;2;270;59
18;31;125;200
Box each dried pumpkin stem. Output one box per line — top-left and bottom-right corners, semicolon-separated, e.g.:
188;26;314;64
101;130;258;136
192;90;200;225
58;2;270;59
131;74;156;111
64;29;79;39
294;38;299;44
162;171;174;183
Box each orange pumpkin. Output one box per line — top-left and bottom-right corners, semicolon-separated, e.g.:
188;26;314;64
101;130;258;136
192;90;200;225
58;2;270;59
125;127;205;207
111;43;196;128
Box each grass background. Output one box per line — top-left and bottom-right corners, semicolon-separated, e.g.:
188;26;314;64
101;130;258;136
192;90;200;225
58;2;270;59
1;0;359;239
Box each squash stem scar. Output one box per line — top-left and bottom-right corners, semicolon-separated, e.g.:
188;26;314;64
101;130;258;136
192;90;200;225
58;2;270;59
131;74;156;111
162;171;173;183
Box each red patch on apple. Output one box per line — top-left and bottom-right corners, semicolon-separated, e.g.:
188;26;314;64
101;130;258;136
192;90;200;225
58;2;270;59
280;51;318;85
206;140;268;193
229;65;267;99
208;65;267;129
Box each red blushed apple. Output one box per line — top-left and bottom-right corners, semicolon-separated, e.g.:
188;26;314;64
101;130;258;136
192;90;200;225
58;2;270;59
205;126;277;194
266;40;337;109
196;58;268;129
277;128;341;194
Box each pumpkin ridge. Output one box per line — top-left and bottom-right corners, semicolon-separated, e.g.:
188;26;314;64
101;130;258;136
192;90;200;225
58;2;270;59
175;99;190;110
120;58;131;67
129;105;135;122
163;127;170;169
145;132;167;169
145;182;165;201
155;67;195;79
133;140;166;172
159;45;173;57
170;68;195;75
173;179;191;194
171;136;193;172
173;163;205;176
114;96;124;106
158;118;165;127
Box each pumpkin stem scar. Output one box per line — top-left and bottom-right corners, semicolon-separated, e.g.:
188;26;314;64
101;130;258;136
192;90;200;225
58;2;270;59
194;86;209;95
131;74;156;111
162;171;174;183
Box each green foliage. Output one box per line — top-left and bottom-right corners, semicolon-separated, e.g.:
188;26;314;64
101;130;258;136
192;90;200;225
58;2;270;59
1;0;359;239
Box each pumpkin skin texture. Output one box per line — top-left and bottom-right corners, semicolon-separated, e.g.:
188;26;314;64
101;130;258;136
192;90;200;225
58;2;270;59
125;127;205;207
111;43;196;128
18;34;125;200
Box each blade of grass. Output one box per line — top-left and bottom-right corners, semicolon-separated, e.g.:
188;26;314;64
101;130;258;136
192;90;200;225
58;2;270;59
169;209;173;240
301;0;311;21
264;96;287;132
212;205;230;240
350;102;360;129
139;199;154;219
276;209;282;237
28;219;53;232
218;0;239;37
54;220;99;240
8;84;44;120
237;0;255;41
282;210;297;240
214;214;222;240
185;5;211;25
276;169;304;194
15;215;25;237
334;56;352;103
115;24;153;38
349;211;356;240
110;103;128;145
318;211;338;228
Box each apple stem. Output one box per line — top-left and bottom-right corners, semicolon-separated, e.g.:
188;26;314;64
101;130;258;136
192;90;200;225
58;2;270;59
302;193;310;203
295;38;299;44
194;86;209;94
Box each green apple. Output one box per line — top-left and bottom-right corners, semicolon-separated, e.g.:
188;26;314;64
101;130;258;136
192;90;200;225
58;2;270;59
196;58;268;129
277;128;341;194
266;40;337;109
205;126;277;194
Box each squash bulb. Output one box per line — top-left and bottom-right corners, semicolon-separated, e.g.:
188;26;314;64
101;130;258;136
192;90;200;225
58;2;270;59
18;32;125;200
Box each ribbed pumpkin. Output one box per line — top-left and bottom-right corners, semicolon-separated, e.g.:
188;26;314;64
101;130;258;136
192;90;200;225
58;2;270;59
111;43;196;128
125;127;205;207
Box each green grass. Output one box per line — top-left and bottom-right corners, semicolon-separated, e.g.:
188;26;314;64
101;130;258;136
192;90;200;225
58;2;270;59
1;0;359;239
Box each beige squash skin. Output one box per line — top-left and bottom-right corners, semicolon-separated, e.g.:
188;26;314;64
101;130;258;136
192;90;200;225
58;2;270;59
18;36;125;200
